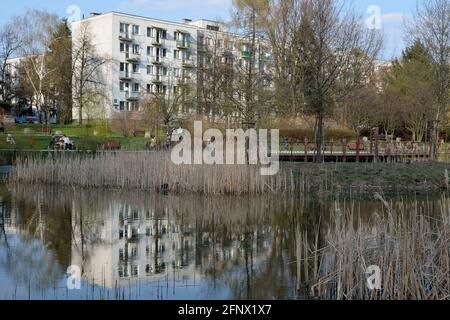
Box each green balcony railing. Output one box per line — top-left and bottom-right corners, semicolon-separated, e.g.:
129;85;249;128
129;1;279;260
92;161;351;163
241;51;253;58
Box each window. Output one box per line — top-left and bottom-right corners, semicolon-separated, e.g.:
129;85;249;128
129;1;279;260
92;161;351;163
132;64;139;73
120;63;125;72
147;65;153;75
132;265;139;277
130;101;139;111
120;81;124;91
132;25;140;35
133;83;140;92
120;23;129;33
173;68;180;77
174;50;181;59
147;84;152;93
207;25;219;31
132;44;140;54
147;27;152;37
147;46;152;56
120;43;125;52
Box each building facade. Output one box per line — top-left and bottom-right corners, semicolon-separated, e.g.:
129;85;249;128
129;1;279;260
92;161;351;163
71;12;260;121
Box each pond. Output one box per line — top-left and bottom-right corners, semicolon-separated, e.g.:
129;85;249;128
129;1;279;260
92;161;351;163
0;182;447;300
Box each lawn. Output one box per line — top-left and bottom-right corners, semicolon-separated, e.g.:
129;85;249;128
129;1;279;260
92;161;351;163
1;123;165;151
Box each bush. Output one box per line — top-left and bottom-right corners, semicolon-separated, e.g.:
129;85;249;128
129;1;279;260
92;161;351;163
280;128;356;142
75;138;100;152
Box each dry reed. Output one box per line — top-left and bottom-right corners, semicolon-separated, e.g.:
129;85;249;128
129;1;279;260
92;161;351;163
10;152;296;195
297;194;450;300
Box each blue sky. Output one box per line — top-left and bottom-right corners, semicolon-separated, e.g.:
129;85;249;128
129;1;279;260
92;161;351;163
0;0;418;59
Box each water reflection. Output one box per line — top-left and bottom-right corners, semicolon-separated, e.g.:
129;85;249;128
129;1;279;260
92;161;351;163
0;184;441;300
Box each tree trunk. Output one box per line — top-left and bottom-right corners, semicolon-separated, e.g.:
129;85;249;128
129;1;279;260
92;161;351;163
316;111;325;163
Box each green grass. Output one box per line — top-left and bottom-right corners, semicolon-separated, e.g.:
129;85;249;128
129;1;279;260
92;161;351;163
2;123;166;151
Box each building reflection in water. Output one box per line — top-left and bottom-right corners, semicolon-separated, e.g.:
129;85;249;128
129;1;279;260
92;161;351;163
0;184;403;300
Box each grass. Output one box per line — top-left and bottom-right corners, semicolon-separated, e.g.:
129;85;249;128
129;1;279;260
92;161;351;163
1;123;166;151
296;194;450;300
10;152;296;195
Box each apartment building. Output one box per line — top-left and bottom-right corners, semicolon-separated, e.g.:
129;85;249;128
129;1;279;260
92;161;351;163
71;12;261;121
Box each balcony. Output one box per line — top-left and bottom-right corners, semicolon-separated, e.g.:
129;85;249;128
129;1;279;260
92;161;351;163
241;51;253;59
222;49;233;57
151;56;165;65
151;38;165;46
151;75;166;84
119;33;133;42
126;91;140;101
179;74;191;84
125;52;140;63
182;59;194;68
119;71;132;80
176;40;191;49
197;44;208;52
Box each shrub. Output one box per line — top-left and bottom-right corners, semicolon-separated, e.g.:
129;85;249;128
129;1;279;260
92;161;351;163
75;138;100;152
280;128;356;142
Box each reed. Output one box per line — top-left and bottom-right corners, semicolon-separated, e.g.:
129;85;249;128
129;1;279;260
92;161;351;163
297;194;450;300
10;152;296;195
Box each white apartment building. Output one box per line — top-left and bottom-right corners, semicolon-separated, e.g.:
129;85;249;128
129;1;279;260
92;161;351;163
71;12;257;121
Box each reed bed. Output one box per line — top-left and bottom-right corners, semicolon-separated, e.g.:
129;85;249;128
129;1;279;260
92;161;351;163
297;194;450;300
10;152;296;195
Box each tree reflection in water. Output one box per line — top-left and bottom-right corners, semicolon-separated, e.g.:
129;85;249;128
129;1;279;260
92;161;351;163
0;184;435;300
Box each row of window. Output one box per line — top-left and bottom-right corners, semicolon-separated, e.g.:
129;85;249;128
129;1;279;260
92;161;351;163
120;42;192;60
119;23;191;42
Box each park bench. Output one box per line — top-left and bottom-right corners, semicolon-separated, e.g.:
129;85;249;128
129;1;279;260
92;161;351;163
100;140;121;150
347;143;365;151
35;127;52;134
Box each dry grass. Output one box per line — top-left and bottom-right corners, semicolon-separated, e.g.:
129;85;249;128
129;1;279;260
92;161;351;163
297;194;450;300
10;152;296;195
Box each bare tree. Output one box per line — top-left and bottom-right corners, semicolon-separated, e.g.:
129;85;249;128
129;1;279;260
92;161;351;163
143;62;195;129
230;0;273;127
408;0;450;158
261;0;306;116
298;0;382;162
72;21;110;125
197;29;234;122
0;21;23;102
15;10;59;121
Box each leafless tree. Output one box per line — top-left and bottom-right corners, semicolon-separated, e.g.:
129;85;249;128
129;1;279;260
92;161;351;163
15;10;59;119
298;0;382;162
72;21;110;125
407;0;450;158
197;29;234;122
0;21;23;102
142;62;195;129
230;0;273;128
261;0;306;116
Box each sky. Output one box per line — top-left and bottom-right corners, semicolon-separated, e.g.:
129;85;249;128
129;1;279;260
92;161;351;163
0;0;419;60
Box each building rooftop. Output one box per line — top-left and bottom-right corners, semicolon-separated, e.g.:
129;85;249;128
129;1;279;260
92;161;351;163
76;11;226;32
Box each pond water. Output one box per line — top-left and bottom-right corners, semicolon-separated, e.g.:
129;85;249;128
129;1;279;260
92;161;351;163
0;182;445;300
